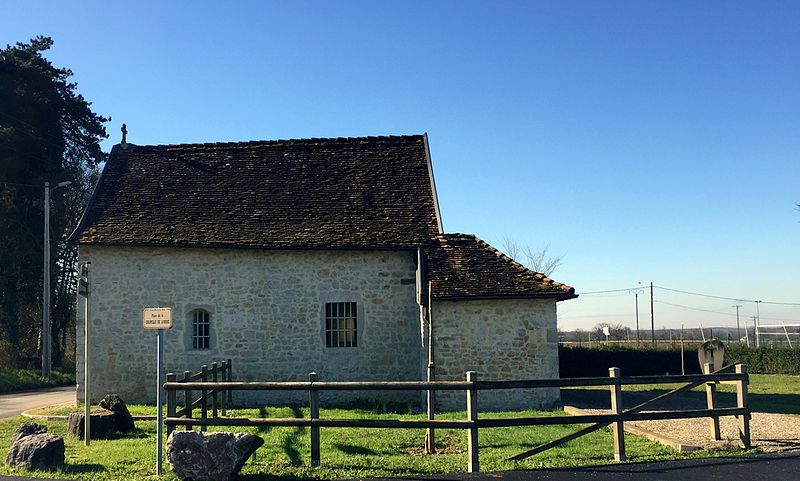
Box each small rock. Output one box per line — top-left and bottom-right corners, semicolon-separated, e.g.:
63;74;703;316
67;409;116;439
6;423;64;471
99;393;135;432
167;431;263;481
9;423;48;445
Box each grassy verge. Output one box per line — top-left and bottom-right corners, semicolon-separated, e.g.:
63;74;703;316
0;369;75;393
0;405;742;481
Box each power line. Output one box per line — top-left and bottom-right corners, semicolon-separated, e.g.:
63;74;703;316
0;111;69;149
654;285;800;306
580;284;800;306
579;287;642;295
655;300;799;323
0;180;41;189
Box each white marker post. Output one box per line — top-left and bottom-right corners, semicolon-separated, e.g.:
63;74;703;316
144;307;173;475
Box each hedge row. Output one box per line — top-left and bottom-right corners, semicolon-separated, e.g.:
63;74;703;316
559;344;800;377
559;345;701;377
723;345;800;375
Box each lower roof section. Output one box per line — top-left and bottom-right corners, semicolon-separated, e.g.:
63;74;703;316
425;234;577;301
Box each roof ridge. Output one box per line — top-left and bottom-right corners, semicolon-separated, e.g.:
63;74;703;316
117;134;425;150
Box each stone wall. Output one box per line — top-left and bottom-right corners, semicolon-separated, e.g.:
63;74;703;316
430;298;560;412
76;246;422;406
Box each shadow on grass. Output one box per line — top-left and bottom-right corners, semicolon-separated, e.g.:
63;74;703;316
238;474;318;481
281;405;305;467
109;427;150;440
333;443;378;456
562;389;800;415
257;407;270;435
61;463;105;474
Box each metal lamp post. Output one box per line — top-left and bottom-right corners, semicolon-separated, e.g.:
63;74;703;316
42;180;72;378
630;286;643;346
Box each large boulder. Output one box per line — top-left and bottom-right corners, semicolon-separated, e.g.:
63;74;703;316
99;393;136;432
67;408;116;440
6;423;64;471
167;431;264;481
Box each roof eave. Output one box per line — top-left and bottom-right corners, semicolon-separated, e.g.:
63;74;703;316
67;144;127;245
76;240;421;252
432;292;578;302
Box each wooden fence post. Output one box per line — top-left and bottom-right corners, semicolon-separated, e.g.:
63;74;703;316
211;362;218;418
220;361;227;416
200;365;208;432
609;367;626;462
309;372;320;467
183;370;192;431
704;362;721;441
227;358;233;405
166;372;176;437
466;371;479;473
735;364;751;449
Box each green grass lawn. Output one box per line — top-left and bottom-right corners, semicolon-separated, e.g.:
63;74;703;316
0;405;739;481
10;373;792;479
0;369;75;393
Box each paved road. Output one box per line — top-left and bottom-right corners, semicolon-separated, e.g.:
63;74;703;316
0;385;75;419
361;452;800;481
1;453;797;481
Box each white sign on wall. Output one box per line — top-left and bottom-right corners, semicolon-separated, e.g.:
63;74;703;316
143;308;173;330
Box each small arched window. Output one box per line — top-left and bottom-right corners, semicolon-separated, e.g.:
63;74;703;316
192;310;211;349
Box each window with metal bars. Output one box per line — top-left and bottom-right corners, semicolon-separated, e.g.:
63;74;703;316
325;302;358;348
192;310;210;349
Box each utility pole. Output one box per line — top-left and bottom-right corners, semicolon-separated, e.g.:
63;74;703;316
42;180;72;378
650;282;655;346
732;304;742;342
42;182;50;378
755;300;762;347
752;316;758;347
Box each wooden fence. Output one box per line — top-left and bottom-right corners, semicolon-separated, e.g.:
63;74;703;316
163;363;751;472
165;359;232;435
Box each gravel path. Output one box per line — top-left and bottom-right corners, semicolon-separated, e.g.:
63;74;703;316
574;408;800;452
629;412;800;452
562;386;800;453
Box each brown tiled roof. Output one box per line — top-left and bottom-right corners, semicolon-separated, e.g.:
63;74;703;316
426;234;577;301
72;135;441;248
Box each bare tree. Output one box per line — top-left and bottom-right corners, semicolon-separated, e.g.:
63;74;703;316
501;235;563;276
592;322;630;341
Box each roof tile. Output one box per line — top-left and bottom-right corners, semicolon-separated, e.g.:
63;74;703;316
426;234;576;300
73;135;440;248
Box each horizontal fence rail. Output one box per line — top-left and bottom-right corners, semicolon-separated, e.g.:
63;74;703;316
164;373;746;392
163;363;751;473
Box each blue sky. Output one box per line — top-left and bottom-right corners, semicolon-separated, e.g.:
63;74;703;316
3;1;798;331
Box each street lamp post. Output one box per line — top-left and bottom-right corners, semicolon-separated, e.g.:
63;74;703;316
754;300;762;348
630;287;643;346
42;180;71;378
